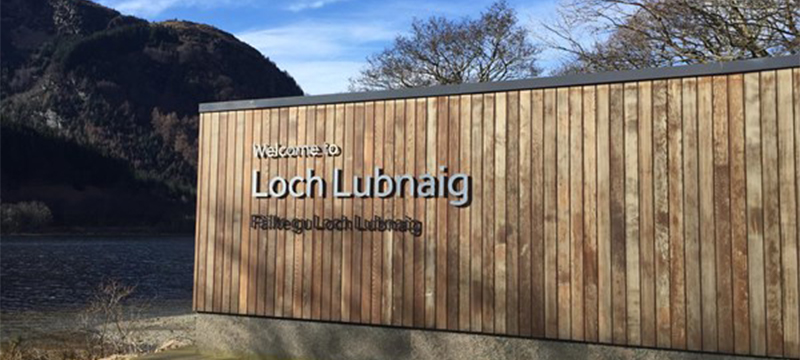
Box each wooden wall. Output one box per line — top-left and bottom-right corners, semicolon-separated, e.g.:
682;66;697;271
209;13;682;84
194;68;800;358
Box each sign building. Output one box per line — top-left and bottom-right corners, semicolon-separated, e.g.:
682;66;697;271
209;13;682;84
194;56;800;359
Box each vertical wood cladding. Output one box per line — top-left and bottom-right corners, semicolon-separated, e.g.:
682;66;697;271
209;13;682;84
195;68;800;358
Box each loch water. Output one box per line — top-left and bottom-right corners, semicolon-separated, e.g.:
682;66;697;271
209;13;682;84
0;236;194;340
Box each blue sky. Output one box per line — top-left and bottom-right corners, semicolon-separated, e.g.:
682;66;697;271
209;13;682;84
97;0;565;95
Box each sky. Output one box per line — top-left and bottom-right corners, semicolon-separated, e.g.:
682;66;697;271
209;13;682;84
96;0;566;95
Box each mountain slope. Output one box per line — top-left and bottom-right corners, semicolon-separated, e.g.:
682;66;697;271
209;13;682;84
1;0;304;232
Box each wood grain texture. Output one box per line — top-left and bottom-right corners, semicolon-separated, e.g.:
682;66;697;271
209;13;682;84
596;85;612;344
494;92;507;334
583;86;598;342
519;90;532;337
194;65;800;359
482;94;496;333
470;94;484;332
570;86;585;341
447;95;460;330
682;77;702;352
761;70;784;357
667;79;686;349
653;80;671;349
556;87;571;339
638;81;656;348
415;98;427;328
698;76;718;352
531;90;546;338
459;95;472;331
543;88;558;338
713;75;734;354
728;75;750;355
624;82;640;346
744;72;767;356
609;84;627;345
777;69;800;358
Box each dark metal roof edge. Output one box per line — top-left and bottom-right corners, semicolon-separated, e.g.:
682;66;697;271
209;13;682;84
199;55;799;113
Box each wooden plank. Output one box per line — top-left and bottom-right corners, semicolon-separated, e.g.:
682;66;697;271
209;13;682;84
230;111;245;315
436;96;449;329
794;68;800;357
342;103;354;322
392;99;405;326
543;88;558;338
744;72;766;356
609;83;627;345
362;102;375;324
351;103;365;323
459;94;471;331
303;106;314;319
596;85;612;343
667;79;686;349
251;110;265;315
583;86;598;342
289;106;304;318
653;80;671;348
624;82;640;346
195;114;208;311
482;93;496;333
213;111;228;313
425;97;438;328
728;74;750;355
194;114;205;310
279;108;294;317
239;111;253;314
322;104;335;320
403;99;415;327
371;101;385;324
223;112;238;313
447;95;460;331
518;89;533;337
505;90;519;335
470;94;483;332
570;86;585;341
313;105;327;319
713;75;734;354
777;69;800;358
259;109;273;316
205;112;220;313
382;100;395;325
414;98;427;327
531;89;546;338
269;110;282;316
638;81;656;347
698;77;718;351
331;104;345;321
247;111;261;316
761;70;784;357
682;77;702;351
556;87;571;339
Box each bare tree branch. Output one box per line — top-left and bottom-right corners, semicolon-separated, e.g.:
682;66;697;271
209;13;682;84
350;0;541;91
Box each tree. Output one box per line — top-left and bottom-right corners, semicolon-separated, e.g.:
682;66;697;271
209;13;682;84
543;0;799;74
350;0;541;91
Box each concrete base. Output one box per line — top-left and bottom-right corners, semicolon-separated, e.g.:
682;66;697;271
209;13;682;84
195;314;757;359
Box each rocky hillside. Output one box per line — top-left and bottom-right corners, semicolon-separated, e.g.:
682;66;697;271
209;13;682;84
1;0;303;232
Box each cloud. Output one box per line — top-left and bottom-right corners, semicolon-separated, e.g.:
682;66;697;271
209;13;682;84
286;0;345;12
237;21;398;94
238;22;397;58
280;61;366;95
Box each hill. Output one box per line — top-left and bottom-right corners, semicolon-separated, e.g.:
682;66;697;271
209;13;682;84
0;0;304;233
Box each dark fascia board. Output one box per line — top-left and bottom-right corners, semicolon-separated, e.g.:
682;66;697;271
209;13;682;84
199;55;799;113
